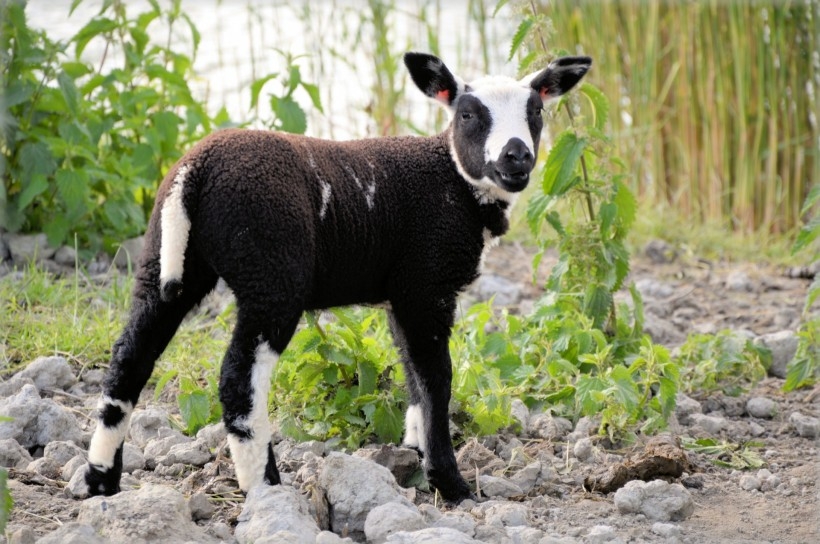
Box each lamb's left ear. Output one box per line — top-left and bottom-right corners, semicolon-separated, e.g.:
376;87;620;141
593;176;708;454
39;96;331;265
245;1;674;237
404;52;465;108
525;56;593;102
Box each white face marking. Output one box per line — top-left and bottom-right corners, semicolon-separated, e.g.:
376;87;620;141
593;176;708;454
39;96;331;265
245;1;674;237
159;165;191;287
88;396;134;469
448;132;515;205
318;178;332;220
403;404;427;454
468;78;536;164
227;341;278;492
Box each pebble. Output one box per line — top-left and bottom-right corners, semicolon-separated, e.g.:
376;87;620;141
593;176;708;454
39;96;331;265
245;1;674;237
674;393;702;425
789;412;820;438
651;522;682;538
365;501;427;544
586;525;623;544
688;413;728;435
189;491;215;521
739;475;761;491
613;480;695;522
18;356;77;391
478;475;524;498
573;438;594;462
483;502;529;527
754;330;798;379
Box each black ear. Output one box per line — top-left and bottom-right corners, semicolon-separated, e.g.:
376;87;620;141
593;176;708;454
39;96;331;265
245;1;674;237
404;52;460;106
529;56;592;101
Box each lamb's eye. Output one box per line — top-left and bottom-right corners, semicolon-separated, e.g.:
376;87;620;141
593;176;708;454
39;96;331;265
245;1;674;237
461;112;474;121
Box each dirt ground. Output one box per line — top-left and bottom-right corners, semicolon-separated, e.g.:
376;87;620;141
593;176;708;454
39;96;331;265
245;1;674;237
3;241;819;543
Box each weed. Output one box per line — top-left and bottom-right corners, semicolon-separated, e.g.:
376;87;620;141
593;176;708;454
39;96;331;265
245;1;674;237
681;437;766;470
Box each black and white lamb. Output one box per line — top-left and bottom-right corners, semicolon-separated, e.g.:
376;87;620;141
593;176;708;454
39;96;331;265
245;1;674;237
80;52;592;502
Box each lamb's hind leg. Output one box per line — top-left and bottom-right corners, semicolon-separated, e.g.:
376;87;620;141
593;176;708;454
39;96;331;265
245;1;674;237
84;264;217;496
220;308;300;492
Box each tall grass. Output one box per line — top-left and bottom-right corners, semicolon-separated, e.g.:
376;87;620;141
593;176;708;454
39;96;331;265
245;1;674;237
536;0;818;235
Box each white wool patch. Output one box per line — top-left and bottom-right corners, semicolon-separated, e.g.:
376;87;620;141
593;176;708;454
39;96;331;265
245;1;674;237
227;342;278;492
159;165;191;287
318;178;332;220
344;163;377;210
88;396;134;469
403;404;427;454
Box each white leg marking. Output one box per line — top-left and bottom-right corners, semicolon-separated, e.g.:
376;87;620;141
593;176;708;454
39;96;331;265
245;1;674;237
318;179;332;220
159;165;191;287
88;396;134;469
227;342;278;492
403;404;427;454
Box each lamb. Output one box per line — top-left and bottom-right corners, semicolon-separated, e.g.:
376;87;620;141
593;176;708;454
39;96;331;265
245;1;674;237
79;52;592;502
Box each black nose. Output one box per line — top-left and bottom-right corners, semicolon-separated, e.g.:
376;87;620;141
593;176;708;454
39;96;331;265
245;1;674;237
500;138;533;169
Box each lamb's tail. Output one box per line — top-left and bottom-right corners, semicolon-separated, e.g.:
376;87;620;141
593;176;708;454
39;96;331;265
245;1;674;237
159;164;192;302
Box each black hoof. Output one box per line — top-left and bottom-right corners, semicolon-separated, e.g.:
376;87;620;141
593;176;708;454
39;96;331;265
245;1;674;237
85;463;121;497
427;467;473;503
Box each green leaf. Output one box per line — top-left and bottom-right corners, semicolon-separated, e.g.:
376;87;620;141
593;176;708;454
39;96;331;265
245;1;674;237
55;169;90;219
579;82;609;131
357;360;377;396
493;0;511;17
179;390;211;435
301;82;323;113
0;467;12;535
791;216;820;254
43;215;71;246
542;131;586;196
508;17;534;62
800;183;820;215
250;73;278;110
526;193;553;235
270;95;308;134
16;174;49;211
583;284;612;329
373;401;402;443
72;17;118;58
18;141;57;179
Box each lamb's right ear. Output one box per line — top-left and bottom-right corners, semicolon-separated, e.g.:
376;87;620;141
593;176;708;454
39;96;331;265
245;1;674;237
404;52;464;108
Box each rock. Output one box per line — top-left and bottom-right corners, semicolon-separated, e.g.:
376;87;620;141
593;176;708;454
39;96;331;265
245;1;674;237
196;422;227;449
143;430;191;464
725;270;753;292
36;522;106;544
316;531;356;544
65;466;91;498
510;399;529;432
18;356;77;391
159;439;212;466
44;440;84;465
497;437;525;465
644;239;676;264
509;461;541;494
483;502;529;527
739;475;761;491
651;522;682;539
789;412;820;438
81;369;105;386
746;397;777;419
476;274;521;306
5;233;56;262
635;278;675;298
0;438;32;469
365;501;427;544
673;394;701;426
122;442;146;473
62;454;86;481
585;525;622;544
27;456;62;479
189;491;215;521
0;374;35;398
433;512;476;537
528;413;572;441
8;526;36;544
688;413;727;435
52;245;78;266
234;485;319;544
354;445;421;486
386;527;481;544
749;421;766;437
506;526;544;544
113;236;145;269
78;484;219;543
318;452;411;539
130;407;172;448
0;384;83;448
613;480;694;521
755;331;798;378
472;524;510;543
478;475;524;498
573;438;594;462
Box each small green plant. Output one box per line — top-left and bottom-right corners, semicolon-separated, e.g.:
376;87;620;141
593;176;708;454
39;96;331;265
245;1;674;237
677;331;771;396
0;464;12;535
682;437;766;470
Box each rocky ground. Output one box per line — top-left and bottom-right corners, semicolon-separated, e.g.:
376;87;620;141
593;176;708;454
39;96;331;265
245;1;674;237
1;233;818;544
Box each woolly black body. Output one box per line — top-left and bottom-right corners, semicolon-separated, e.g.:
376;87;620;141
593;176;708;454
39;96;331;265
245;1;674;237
82;52;591;503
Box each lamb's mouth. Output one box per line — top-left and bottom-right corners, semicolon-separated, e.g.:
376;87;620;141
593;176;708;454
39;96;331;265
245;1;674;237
495;170;529;192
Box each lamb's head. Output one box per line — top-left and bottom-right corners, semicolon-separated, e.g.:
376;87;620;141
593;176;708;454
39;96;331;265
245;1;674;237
405;52;592;199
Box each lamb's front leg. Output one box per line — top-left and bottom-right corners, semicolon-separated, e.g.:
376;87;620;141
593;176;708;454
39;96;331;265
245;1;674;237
389;310;472;502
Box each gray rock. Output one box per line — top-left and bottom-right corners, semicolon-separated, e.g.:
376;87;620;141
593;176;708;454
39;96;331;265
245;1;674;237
484;502;529;527
739;475;761;491
160;439;212;466
725;270;753;292
497;437;525;464
433;512;476;537
755;331;798;378
473;524;511;544
651;522;682;539
52;245;78;266
5;233;56;262
18;356;77;391
688;413;727;435
613;480;694;521
189;491;215;521
235;485;319;544
644;239;676;264
113;236;145;269
65;465;91;498
36;522;106;544
476;274;521;306
316;531;356;544
0;384;83;448
365;501;427;544
635;278;675;299
354;445;421;487
0;374;35;398
62;454;87;481
44;440;84;465
123;442;145;473
8;526;36;544
478;475;524;498
585;525;623;544
78;483;219;543
0;438;32;469
130;407;172;448
510;399;529;432
528;413;572;441
573;438;594;462
81;368;105;386
674;393;701;425
386;527;481;544
207;522;236;542
509;461;541;494
196;421;227;449
789;412;820;438
144;430;191;464
27;456;61;479
319;452;411;539
506;526;544;544
746;397;777;419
